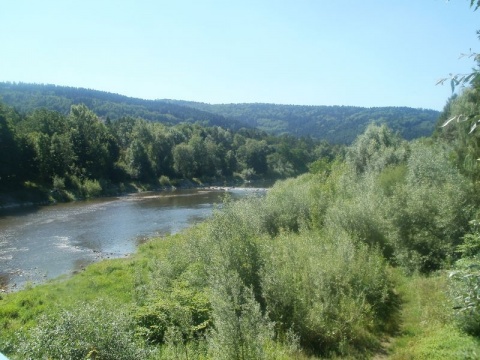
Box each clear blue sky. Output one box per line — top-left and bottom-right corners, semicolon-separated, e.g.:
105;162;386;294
0;1;478;110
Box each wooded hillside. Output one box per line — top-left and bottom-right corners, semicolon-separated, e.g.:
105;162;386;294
0;82;439;144
169;101;440;143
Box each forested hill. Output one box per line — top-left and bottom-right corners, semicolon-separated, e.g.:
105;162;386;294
168;101;440;143
0;82;241;130
0;82;440;144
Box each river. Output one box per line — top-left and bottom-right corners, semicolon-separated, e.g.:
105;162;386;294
0;188;263;292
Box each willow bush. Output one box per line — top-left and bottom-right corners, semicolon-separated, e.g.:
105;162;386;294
208;267;274;360
450;221;480;336
388;141;473;272
260;229;396;357
327;132;474;274
324;170;395;260
15;301;149;360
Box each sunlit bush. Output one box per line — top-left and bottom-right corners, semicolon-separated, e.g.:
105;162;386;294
16;301;149;360
389;141;473;272
346;123;409;175
324;171;395;259
135;276;211;345
208;267;274;360
263;175;315;234
81;178;103;198
450;221;480;336
450;258;480;336
261;229;397;356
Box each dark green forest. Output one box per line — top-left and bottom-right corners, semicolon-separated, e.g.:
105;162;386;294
0;100;340;203
0;82;241;129
0;82;439;144
168;100;439;143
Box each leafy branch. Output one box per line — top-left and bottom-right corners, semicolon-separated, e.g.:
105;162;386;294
436;50;480;93
471;0;480;11
438;25;480;132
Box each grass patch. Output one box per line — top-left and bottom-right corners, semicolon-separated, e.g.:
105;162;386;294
388;273;480;359
0;256;137;354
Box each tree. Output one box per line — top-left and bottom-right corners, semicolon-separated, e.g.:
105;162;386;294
68;104;117;179
236;139;269;177
0;104;22;187
173;143;196;178
20;108;69;136
346;123;408;175
124;139;153;181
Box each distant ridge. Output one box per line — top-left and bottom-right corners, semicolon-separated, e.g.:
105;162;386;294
0;82;440;144
166;100;440;143
0;82;241;130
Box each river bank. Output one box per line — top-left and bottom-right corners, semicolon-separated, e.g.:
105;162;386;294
0;177;272;212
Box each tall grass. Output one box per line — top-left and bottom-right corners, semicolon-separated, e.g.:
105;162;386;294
389;274;480;360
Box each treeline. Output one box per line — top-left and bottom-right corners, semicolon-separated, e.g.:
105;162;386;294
0;101;337;199
0;82;440;145
0;82;243;129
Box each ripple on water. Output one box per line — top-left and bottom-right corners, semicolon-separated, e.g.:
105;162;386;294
53;236;82;252
15;202;112;229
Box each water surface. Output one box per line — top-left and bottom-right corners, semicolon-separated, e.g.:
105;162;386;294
0;188;260;291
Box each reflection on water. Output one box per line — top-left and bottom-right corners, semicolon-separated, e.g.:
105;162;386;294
0;188;263;291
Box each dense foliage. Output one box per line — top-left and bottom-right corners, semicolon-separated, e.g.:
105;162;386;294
0;101;336;201
0;82;241;129
169;100;440;143
0;82;439;144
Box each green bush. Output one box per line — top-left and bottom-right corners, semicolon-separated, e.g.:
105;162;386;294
450;221;480;336
204;196;268;297
135;279;212;345
389;141;473;272
52;175;65;190
263;175;315;234
450;260;480;336
15;301;149;360
261;229;397;356
208;267;274;360
81;178;103;198
324;171;395;259
159;175;171;187
334;138;474;273
377;163;407;196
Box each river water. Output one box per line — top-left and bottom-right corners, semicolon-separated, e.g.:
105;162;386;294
0;188;261;292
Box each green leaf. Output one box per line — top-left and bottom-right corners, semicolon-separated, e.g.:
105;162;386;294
451;78;456;93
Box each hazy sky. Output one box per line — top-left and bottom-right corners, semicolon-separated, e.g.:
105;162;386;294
0;1;478;110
